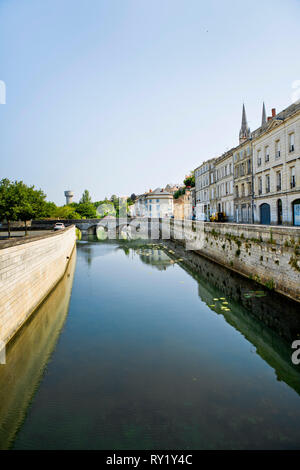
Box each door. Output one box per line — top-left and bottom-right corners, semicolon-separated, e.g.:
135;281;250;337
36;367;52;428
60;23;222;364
293;199;300;226
260;203;270;225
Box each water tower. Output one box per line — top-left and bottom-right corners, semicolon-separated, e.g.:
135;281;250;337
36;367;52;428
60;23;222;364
64;190;74;205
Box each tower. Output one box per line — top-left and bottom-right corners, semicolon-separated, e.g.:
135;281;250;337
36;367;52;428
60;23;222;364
239;104;251;144
261;102;267;127
64;190;74;205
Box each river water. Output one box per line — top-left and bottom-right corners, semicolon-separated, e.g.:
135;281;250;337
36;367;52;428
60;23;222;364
1;238;300;449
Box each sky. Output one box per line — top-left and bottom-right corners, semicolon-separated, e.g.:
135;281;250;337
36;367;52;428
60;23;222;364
1;0;300;205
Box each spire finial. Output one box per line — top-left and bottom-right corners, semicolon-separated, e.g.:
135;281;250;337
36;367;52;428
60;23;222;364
239;103;251;144
261;102;266;126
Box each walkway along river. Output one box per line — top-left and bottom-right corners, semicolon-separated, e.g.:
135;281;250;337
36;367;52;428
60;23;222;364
1;237;300;449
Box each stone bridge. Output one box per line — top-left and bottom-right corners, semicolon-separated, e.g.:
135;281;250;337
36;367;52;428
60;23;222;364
32;217;156;237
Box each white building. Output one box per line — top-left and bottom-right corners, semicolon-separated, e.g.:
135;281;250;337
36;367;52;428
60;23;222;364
252;103;300;225
133;189;173;218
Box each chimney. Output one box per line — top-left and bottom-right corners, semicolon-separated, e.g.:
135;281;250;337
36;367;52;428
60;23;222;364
267;116;272;121
272;108;276;117
149;189;152;193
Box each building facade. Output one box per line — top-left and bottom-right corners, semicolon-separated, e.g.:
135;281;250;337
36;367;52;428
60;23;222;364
252;103;300;225
215;150;234;221
133;189;173;218
194;101;300;226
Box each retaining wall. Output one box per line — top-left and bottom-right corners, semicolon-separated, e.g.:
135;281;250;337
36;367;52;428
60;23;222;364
0;225;76;345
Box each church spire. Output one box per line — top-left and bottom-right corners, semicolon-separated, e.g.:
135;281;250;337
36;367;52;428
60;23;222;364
239;103;251;144
261;102;266;127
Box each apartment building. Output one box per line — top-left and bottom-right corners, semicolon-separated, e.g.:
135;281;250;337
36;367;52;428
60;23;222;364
194;101;300;225
252;102;300;225
215;150;234;221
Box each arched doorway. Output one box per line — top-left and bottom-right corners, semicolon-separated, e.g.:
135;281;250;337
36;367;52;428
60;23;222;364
260;203;270;225
277;199;282;225
292;199;300;226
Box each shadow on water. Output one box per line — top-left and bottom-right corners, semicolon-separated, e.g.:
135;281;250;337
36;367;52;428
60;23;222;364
0;247;76;449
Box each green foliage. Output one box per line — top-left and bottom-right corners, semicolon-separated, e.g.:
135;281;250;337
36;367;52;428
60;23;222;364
173;188;185;199
0;178;48;235
184;171;195;188
75;203;97;219
80;189;92;204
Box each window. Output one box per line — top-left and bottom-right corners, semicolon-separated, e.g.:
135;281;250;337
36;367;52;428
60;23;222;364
276;171;281;191
275;140;281;158
289;133;295;153
291;167;296;188
258;177;262;195
235;186;239;197
248;182;252;195
265;146;269;162
241;183;245;196
257;150;261;166
266;174;270;193
247;159;251;174
247;146;250;156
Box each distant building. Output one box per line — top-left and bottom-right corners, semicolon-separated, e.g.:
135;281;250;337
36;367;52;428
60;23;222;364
173;189;193;220
133;188;173;218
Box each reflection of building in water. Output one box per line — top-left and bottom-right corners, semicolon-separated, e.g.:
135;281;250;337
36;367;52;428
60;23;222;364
0;247;76;450
164;240;300;396
138;247;173;271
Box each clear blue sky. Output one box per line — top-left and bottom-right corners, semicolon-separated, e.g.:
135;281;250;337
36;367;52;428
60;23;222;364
1;0;300;204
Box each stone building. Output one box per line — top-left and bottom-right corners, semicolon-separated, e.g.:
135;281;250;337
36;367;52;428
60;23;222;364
173;189;193;220
133;188;173;218
252;102;300;225
194;101;300;226
195;159;216;220
215;150;234;221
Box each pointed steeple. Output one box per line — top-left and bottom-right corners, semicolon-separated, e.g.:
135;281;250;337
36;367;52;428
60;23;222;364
261;102;266;127
239;103;251;144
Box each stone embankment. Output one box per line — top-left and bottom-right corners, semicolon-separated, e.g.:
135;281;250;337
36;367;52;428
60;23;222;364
0;225;76;345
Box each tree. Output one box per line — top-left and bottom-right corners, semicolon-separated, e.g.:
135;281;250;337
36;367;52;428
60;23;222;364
184;171;195;188
80;189;92;204
0;179;19;237
0;179;48;236
76;203;97;219
130;193;136;201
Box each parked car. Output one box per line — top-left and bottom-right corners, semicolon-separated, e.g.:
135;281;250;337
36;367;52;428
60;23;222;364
53;222;65;231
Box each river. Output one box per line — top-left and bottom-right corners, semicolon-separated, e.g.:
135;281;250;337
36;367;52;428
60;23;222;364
1;238;300;449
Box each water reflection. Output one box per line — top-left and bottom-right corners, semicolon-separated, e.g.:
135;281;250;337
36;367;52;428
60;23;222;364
7;239;300;449
0;247;76;449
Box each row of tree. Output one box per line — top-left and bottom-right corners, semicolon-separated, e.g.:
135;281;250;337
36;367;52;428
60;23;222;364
0;179;136;237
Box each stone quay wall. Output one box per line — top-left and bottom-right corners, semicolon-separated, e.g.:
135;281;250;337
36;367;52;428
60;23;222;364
0;225;76;345
162;219;300;302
